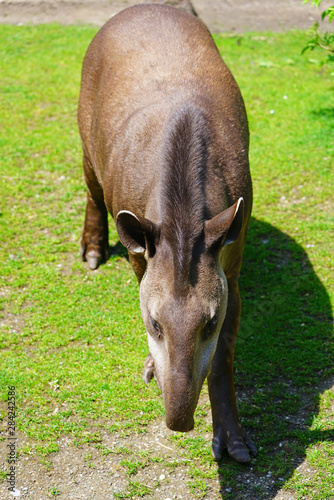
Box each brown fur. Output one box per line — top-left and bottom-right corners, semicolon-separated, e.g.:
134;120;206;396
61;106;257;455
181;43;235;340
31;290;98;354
78;4;256;464
162;107;209;290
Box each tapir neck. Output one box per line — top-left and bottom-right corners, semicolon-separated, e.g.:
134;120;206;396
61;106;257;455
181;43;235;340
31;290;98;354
160;106;211;292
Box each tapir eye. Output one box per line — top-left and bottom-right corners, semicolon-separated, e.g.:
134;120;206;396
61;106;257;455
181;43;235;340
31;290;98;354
203;315;218;340
149;314;163;338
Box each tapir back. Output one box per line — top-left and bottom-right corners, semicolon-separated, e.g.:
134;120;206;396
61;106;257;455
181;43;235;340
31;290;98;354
78;4;251;223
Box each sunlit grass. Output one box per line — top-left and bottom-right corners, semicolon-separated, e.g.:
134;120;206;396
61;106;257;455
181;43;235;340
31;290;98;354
0;24;333;499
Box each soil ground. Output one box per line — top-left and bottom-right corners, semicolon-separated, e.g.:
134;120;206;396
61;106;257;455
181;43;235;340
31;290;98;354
0;0;333;32
1;1;333;499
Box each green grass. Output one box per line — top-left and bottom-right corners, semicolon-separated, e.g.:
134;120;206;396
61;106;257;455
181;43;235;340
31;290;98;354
0;24;333;499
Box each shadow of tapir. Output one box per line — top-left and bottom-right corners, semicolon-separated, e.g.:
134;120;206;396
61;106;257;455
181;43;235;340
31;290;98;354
78;4;256;463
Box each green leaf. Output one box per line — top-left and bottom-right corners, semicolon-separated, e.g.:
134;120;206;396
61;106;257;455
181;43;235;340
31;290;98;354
322;7;334;22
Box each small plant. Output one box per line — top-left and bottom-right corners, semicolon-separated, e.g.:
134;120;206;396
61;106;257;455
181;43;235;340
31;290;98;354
302;0;334;63
83;452;96;468
48;486;61;497
35;442;59;457
114;480;152;498
120;458;147;476
39;458;53;472
0;471;8;482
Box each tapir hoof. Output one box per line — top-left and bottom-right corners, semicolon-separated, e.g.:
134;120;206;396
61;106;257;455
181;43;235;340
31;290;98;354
211;434;257;464
86;251;102;270
142;354;154;384
80;242;108;270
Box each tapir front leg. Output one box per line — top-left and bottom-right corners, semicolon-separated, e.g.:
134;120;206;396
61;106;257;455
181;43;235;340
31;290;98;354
127;253;155;385
143;353;155;384
208;281;257;464
81;156;109;270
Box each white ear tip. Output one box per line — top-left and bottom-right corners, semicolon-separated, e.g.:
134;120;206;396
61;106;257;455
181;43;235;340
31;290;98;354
236;197;244;210
234;197;244;217
116;210;138;221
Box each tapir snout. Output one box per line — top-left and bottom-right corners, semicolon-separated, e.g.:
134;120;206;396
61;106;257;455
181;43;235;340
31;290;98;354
164;382;196;432
164;344;201;432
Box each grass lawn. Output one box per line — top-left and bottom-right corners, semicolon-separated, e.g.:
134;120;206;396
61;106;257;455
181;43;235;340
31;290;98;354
0;24;333;499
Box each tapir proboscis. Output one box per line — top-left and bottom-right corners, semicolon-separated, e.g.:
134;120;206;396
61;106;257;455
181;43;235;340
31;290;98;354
78;4;257;463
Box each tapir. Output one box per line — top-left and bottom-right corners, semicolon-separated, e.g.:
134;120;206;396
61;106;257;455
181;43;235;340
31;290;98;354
78;4;257;463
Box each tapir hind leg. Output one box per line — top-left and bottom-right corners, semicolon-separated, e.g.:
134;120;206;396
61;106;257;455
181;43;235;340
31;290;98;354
81;155;109;270
208;280;257;464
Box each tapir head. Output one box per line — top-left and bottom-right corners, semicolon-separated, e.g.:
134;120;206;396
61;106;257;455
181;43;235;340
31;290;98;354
116;198;244;432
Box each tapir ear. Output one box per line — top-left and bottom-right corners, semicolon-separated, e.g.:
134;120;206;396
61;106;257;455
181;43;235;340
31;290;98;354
204;197;244;250
116;210;160;256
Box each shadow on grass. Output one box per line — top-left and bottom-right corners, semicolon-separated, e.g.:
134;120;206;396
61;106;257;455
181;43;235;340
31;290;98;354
217;217;333;498
109;240;128;260
310;106;334;121
105;217;332;498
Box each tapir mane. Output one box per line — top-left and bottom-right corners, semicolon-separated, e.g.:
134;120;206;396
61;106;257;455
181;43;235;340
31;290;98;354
162;106;210;289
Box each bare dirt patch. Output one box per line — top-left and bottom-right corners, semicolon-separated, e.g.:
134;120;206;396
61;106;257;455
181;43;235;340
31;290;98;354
0;0;333;32
1;379;334;499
